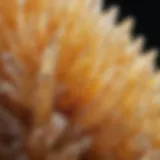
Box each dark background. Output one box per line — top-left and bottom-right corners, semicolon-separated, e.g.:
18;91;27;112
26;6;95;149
103;0;160;67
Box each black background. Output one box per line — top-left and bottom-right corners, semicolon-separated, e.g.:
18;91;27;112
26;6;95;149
103;0;160;67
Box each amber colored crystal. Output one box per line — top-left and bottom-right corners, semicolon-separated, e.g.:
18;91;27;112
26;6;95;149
0;0;160;160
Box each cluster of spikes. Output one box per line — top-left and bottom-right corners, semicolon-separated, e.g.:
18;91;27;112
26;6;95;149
0;0;160;159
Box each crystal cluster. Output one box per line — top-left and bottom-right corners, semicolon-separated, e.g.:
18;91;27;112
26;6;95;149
0;0;160;160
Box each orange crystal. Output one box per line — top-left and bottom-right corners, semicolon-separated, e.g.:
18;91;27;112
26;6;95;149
0;0;160;160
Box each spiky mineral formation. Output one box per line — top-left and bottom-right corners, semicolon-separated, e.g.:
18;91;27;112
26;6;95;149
0;0;160;160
